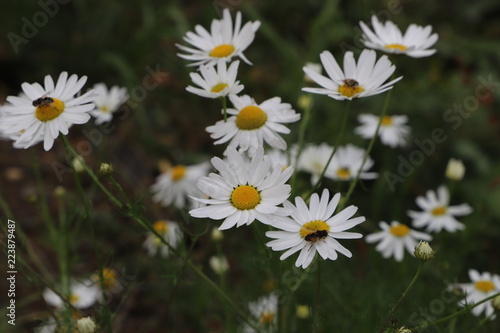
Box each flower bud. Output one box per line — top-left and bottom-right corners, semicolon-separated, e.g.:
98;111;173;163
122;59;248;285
99;163;114;176
296;305;310;319
77;317;97;333
492;295;500;311
209;255;229;275
211;227;224;242
414;241;435;261
445;158;465;181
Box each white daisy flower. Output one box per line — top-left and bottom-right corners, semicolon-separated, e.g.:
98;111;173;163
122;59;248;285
354;114;410;148
176;8;261;67
242;293;278;333
451;269;500;319
151;161;211;209
359;15;438;58
43;280;100;309
365;221;432;262
302;49;402;100
189;148;293;230
296;143;334;185
407;185;473;233
329;144;378;181
206;95;300;157
303;62;322;83
143;220;183;257
0;72;95;151
266;189;365;269
89;83;128;125
34;317;57;333
186;59;244;99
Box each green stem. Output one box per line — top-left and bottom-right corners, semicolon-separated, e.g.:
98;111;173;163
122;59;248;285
412;292;500;331
305;101;351;200
312;260;321;332
221;96;227;122
341;89;392;210
291;96;313;191
378;261;424;333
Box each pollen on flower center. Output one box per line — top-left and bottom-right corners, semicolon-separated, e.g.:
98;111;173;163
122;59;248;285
338;80;365;98
34;97;65;122
431;206;447;216
100;106;110;113
337;167;351;179
171;165;187;181
259;311;275;324
211;83;229;93
381;116;393;126
69;293;80;304
389;224;410;237
231;185;261;210
209;44;235;58
235;105;268;130
385;44;408;51
153;221;168;234
475;280;495;293
300;220;330;242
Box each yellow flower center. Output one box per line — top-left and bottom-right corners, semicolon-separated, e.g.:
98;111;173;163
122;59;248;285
259;311;275;325
100;106;109;113
381;116;393;126
336;167;351;180
475;280;495;293
338;79;364;98
235;105;268;130
69;293;80;305
389;224;410;237
153;220;169;234
385;44;408;51
34;97;65;122
431;206;447;216
171;165;187;181
101;268;118;289
300;220;330;242
230;185;261;210
209;44;235;58
211;83;229;93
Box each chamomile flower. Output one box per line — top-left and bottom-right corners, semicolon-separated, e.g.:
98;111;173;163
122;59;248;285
189;148;293;230
451;269;500;319
242;293;279;333
43;280;100;309
365;221;432;262
302;49;402;100
329;144;378;181
296;143;335;184
355;114;410;148
206;95;300;157
407;185;473;233
89;83;128;125
186;59;244;98
359;15;438;58
266;189;365;269
151;161;211;209
0;72;95;151
177;8;261;67
143;220;183;257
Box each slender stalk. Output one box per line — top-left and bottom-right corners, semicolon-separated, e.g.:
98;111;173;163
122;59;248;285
305;101;351;200
221;96;228;122
312;260;321;333
378;261;424;333
341;89;392;210
291;96;313;191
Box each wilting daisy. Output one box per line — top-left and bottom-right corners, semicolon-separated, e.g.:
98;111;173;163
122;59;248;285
302;49;402;100
186;59;244;98
206;95;300;157
43;280;100;309
89;83;128;125
407;185;473;233
189;148;293;230
329;144;378;181
143;220;183;257
177;8;261;67
242;293;278;333
266;189;365;269
151;161;211;209
0;72;95;151
355;114;410;148
359;15;438;58
450;269;500;319
365;221;432;262
296;143;334;184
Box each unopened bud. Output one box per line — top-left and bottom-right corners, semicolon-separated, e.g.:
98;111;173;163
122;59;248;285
77;317;97;333
209;255;229;275
211;227;224;242
414;241;435;261
492;295;500;311
99;163;114;176
296;305;310;319
445;158;465;181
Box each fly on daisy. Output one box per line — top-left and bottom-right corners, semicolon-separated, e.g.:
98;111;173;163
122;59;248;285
302;49;402;100
206;95;300;157
89;83;128;125
186;59;244;98
265;189;365;269
177;8;261;67
355;114;411;148
0;72;95;151
189;148;293;230
359;15;438;58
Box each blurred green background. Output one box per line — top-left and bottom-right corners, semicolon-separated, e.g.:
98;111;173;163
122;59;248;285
1;0;499;332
